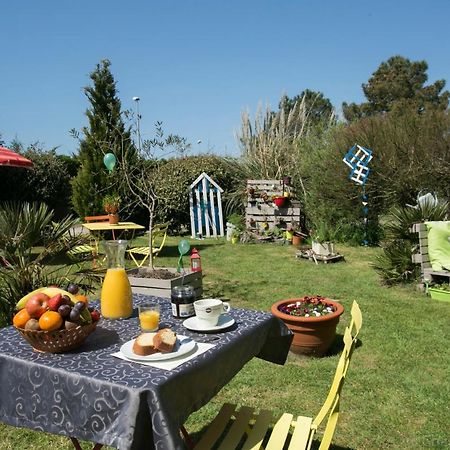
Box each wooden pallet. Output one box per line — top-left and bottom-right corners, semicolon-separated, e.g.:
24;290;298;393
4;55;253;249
296;250;345;264
245;179;305;231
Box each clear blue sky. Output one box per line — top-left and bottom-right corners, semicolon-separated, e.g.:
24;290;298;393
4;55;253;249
1;0;449;157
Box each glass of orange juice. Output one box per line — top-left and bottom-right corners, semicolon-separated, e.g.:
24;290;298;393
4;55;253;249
138;303;160;332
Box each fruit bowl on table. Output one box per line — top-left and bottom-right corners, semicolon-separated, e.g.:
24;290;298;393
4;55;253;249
16;320;99;353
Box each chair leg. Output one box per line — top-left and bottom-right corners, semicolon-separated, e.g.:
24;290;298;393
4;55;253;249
70;437;103;450
180;425;195;449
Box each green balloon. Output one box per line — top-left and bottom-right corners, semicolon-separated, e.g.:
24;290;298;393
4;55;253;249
103;153;116;172
178;239;190;255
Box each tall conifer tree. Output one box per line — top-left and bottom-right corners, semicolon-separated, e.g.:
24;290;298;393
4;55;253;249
72;59;132;217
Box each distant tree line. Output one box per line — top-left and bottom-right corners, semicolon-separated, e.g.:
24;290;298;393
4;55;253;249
1;55;448;243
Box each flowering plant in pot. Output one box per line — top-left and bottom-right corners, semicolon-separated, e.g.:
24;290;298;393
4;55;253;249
102;194;121;225
271;295;344;356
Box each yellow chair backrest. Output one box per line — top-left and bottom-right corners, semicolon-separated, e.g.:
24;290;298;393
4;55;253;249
151;222;169;254
311;301;362;449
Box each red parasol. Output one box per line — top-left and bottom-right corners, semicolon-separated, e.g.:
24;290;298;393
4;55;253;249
0;146;33;168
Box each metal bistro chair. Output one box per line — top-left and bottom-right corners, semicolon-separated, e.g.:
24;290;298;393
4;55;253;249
188;301;363;450
67;216;110;264
127;222;169;268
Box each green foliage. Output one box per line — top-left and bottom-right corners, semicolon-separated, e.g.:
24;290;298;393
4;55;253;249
279;89;335;127
0;202;97;326
0;143;75;219
310;221;342;243
154;155;241;232
238;94;334;181
296;107;450;244
102;194;121;213
337;109;450;208
373;200;448;284
343;55;449;121
71;59;134;218
226;213;245;233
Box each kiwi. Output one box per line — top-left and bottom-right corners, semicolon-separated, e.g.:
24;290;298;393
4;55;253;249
24;318;40;331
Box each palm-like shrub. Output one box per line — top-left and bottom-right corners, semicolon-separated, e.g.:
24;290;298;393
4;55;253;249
0;202;98;326
373;199;448;284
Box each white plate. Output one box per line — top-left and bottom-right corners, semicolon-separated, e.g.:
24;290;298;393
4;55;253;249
182;314;235;332
120;335;196;361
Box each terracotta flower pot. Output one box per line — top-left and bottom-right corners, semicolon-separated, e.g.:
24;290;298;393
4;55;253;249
292;235;302;246
271;298;344;356
108;213;119;225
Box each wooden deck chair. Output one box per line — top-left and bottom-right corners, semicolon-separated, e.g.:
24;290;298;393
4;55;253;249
127;223;169;268
190;301;362;450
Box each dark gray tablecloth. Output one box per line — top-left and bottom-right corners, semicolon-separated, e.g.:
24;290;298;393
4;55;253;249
0;294;292;450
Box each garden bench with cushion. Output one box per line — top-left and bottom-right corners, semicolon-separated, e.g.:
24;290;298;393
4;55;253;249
127;222;169;267
412;221;450;287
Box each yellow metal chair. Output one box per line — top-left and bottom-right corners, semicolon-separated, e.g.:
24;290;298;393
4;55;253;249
127;223;169;268
190;301;362;450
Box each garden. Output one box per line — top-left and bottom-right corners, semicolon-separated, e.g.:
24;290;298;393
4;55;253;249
0;55;449;449
0;238;449;449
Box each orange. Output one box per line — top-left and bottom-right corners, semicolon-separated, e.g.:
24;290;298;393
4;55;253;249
39;311;63;331
75;294;89;304
13;309;31;328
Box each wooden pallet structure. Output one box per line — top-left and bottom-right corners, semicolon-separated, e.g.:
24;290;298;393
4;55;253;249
245;179;304;232
296;249;345;264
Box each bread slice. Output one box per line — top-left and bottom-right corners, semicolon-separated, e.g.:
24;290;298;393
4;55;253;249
132;332;158;356
153;328;177;353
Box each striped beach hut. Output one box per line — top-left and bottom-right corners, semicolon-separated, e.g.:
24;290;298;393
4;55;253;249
189;172;224;238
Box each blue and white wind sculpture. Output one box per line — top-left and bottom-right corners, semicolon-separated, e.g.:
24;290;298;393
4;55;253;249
343;144;373;246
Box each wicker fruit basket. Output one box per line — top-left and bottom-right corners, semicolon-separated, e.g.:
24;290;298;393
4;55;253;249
17;321;98;353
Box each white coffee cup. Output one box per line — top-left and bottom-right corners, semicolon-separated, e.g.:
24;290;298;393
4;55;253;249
193;299;231;327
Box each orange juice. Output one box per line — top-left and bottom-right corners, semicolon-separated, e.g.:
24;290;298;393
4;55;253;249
101;267;133;319
139;310;160;331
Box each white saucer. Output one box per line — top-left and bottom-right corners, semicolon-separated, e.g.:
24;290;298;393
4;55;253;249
183;314;235;332
120;335;196;361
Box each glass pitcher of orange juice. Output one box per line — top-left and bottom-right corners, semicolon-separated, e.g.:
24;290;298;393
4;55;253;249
101;240;133;319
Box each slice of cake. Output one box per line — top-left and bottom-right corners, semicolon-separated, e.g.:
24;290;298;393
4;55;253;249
153;328;177;353
132;332;158;356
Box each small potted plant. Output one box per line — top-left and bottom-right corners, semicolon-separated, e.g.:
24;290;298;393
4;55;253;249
287;221;305;246
103;194;121;225
310;222;339;256
226;213;245;243
271;295;344;356
273;195;286;207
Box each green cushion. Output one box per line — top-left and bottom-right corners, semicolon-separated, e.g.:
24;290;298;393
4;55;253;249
426;221;450;271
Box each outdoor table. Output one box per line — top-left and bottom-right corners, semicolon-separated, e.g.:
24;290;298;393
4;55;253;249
82;221;145;241
0;295;292;450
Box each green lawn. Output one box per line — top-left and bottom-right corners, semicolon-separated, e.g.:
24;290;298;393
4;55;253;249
1;237;449;449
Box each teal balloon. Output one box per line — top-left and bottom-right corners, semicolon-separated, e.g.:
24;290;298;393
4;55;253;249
178;239;190;255
103;153;116;172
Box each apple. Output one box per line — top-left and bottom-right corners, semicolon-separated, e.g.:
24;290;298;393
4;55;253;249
25;293;50;318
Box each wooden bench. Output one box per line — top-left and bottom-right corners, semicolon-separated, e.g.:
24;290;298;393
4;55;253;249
84;215;109;223
411;222;450;286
